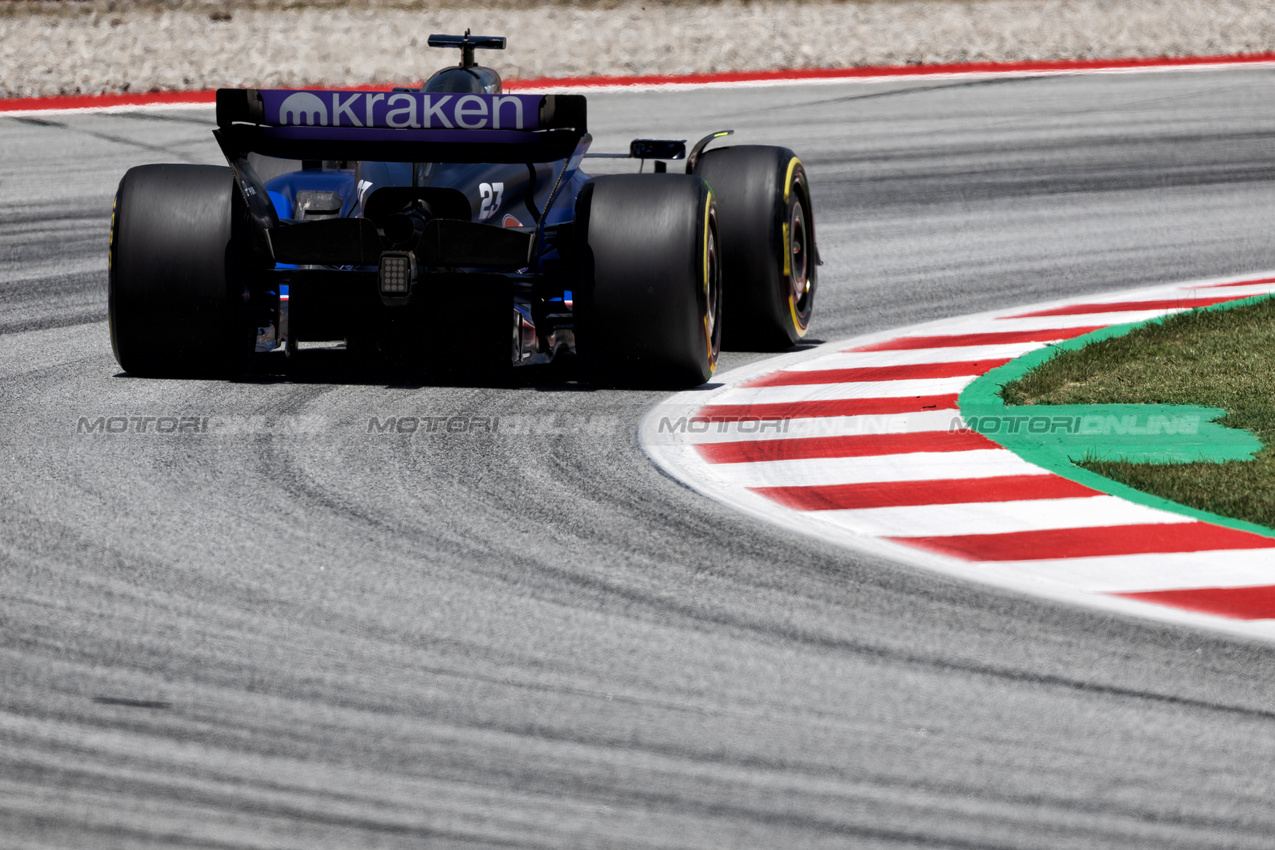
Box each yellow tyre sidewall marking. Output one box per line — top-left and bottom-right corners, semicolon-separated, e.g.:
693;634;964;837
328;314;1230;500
782;157;809;337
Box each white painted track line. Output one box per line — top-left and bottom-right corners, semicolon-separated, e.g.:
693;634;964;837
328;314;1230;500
981;549;1275;593
815;496;1195;538
672;449;1049;488
784;343;1049;369
710;377;978;405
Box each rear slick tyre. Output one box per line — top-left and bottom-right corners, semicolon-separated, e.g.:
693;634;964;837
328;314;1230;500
693;145;816;351
575;174;721;388
109;164;255;377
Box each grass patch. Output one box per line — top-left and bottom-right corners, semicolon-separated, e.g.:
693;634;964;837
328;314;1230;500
1000;295;1275;529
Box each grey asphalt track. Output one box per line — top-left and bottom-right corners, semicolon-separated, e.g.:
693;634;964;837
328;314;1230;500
4;69;1275;849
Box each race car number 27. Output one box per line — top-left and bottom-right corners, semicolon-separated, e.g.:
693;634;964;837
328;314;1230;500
479;182;504;220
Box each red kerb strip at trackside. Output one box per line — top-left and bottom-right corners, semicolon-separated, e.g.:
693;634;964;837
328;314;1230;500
504;52;1275;90
696;430;998;464
6;52;1275;113
1005;295;1253;318
0;85;428;114
1203;276;1275;288
1113;585;1275;620
695;394;959;421
849;327;1105;352
0;90;218;113
753;473;1099;511
891;522;1275;562
740;360;1012;387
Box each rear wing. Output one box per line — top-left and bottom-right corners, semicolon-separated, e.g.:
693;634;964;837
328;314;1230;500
215;88;588;163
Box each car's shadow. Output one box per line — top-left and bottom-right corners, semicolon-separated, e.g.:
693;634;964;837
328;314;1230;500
112;343;801;393
233;348;585;392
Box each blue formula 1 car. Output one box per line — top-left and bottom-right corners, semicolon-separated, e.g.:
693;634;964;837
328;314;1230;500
108;32;818;387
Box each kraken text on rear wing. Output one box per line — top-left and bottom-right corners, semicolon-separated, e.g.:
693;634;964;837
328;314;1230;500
215;89;588;163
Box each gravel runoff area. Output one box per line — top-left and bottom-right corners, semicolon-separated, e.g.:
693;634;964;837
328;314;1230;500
2;0;1275;98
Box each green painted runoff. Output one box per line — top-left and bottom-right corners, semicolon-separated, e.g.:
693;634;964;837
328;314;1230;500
958;294;1275;536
